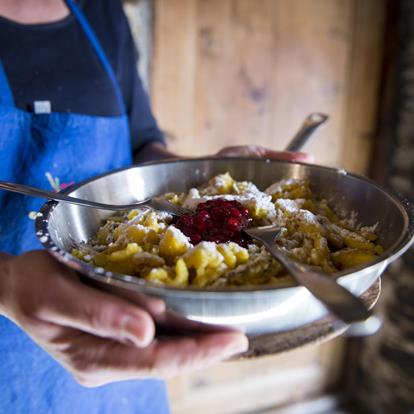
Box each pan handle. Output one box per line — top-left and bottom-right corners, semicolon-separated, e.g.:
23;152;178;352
285;113;329;152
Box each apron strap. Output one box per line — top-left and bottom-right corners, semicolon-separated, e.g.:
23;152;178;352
0;61;15;107
65;0;126;115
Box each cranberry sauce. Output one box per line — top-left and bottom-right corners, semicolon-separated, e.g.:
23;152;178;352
174;199;252;246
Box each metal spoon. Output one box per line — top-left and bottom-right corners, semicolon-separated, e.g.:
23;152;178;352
244;226;371;323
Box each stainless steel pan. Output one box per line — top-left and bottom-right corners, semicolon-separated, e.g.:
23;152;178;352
35;158;414;335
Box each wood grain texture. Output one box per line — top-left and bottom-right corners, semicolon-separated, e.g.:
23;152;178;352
149;1;387;411
166;280;380;414
340;0;387;174
123;0;153;90
242;278;380;358
151;0;386;172
167;343;336;414
151;0;197;147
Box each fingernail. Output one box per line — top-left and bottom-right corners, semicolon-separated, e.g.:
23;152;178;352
307;155;315;163
120;315;152;347
150;298;166;315
297;152;314;163
119;337;136;347
223;335;249;357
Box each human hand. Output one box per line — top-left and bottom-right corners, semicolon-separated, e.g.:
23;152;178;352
216;145;313;163
0;251;248;386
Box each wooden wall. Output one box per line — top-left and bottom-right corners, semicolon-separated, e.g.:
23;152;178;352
122;1;391;412
145;1;388;412
151;0;386;174
167;338;346;414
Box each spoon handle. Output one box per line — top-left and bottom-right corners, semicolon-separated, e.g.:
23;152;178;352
285;113;329;152
262;240;371;323
0;181;149;211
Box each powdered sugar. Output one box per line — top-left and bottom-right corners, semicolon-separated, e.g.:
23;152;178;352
74;172;383;288
265;178;300;195
167;225;192;246
182;188;276;219
275;199;300;213
275;199;319;227
297;209;319;226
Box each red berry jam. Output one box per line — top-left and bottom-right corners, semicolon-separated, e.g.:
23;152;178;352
174;199;252;246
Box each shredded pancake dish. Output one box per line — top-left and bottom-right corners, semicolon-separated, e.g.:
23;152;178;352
73;173;384;288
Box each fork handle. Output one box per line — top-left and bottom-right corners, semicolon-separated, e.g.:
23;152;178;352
0;181;150;211
263;241;371;323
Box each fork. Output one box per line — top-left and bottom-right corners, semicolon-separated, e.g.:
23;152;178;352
244;225;371;323
0;181;190;217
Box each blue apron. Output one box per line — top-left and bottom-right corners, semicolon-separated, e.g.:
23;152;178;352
0;1;169;412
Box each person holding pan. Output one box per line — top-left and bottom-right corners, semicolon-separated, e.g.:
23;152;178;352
0;1;309;413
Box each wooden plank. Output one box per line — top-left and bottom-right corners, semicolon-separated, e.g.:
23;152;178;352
167;339;345;414
151;0;385;171
148;1;387;412
151;0;361;167
166;280;380;413
341;0;387;174
123;0;153;90
192;0;276;155
265;0;353;167
151;0;197;147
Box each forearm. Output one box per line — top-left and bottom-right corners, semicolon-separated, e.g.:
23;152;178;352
133;141;180;164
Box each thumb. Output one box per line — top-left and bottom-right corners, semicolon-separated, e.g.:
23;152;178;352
41;274;157;347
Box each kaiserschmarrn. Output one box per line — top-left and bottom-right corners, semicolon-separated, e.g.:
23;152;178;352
73;173;383;288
